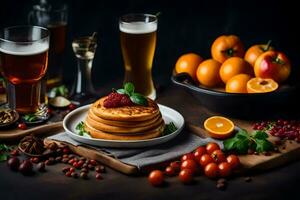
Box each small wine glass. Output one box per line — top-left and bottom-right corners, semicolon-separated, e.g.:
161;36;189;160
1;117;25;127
70;33;97;104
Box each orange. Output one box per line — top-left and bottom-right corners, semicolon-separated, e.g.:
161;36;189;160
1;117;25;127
204;116;235;139
196;59;222;87
175;53;203;81
247;78;279;93
219;57;253;83
225;74;252;93
211;35;245;63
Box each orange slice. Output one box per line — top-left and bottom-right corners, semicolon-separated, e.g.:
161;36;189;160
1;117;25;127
204;116;235;139
247;78;278;93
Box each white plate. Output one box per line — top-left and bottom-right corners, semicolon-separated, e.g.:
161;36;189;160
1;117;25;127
63;104;185;148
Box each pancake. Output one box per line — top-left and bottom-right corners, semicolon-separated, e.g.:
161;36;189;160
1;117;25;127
91;97;160;121
85;114;163;134
88;109;162;128
85;120;165;140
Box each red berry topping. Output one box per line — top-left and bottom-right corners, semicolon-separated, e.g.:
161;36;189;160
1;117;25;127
103;92;134;108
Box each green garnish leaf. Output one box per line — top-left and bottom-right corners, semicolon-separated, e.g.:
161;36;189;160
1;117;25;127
0;144;11;162
76;121;90;136
23;114;38;122
223;129;274;154
0;144;10;152
124;82;135;96
252;131;268;140
116;89;126;95
236;137;250;154
223;136;239;150
0;154;8;162
130;93;148;106
255;138;273;153
49;85;69;98
162;122;177;136
114;82;149;106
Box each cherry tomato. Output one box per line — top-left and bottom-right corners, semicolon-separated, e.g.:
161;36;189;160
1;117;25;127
165;166;176;176
218;162;232;177
181;160;198;174
68;104;76;110
178;169;194;184
204;162;218;178
193;146;206;161
206;142;220;155
199;154;214;167
47;108;53;115
226;155;240;169
170;161;181;172
211;150;226;163
18;123;27;130
181;153;195;162
148;170;164;186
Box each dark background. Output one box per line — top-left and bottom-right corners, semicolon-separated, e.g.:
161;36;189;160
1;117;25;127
0;0;299;89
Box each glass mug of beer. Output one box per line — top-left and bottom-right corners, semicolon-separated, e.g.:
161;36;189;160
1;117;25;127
28;2;68;88
0;26;50;114
119;14;157;99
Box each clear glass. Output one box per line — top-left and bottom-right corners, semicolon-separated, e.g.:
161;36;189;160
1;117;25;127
70;36;97;104
28;2;68;88
0;26;50;114
119;13;157;100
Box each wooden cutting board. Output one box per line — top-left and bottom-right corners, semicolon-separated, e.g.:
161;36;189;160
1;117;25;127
0;122;63;141
187;120;300;174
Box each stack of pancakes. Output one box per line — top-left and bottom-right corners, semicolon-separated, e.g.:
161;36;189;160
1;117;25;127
84;97;165;140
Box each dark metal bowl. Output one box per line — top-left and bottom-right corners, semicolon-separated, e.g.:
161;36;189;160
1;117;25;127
171;73;299;119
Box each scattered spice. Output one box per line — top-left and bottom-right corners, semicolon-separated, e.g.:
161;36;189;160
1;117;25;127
244;177;252;182
18;135;45;156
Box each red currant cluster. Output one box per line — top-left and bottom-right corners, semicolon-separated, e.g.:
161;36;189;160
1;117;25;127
253;120;300;142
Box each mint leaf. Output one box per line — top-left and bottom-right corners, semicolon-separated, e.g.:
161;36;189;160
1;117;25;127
124;82;134;95
23;114;38;122
235;138;249;154
253;131;268;140
0;144;10;152
49;85;69;98
76;121;90;136
0;153;8;162
223;137;239;150
0;144;11;162
130;93;148;106
116;89;126;94
223;129;273;155
162;122;177;136
255;138;273;153
236;129;249;139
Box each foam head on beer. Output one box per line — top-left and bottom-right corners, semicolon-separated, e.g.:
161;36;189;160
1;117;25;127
0;42;49;56
119;21;157;34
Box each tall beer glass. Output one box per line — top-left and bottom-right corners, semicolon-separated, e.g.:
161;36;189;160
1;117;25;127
119;14;157;99
0;26;49;113
28;2;67;88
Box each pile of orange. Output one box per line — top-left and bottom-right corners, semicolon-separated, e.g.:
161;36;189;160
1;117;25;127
175;35;291;94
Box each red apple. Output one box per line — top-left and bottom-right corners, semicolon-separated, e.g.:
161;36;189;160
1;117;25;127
254;51;291;83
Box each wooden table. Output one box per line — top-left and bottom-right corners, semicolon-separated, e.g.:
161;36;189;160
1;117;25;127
0;83;299;200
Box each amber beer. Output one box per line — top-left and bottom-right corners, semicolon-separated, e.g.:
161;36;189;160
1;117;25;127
120;14;157;99
47;22;67;87
0;26;49;113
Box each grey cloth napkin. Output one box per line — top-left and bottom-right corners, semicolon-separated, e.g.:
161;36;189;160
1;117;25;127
48;132;222;169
